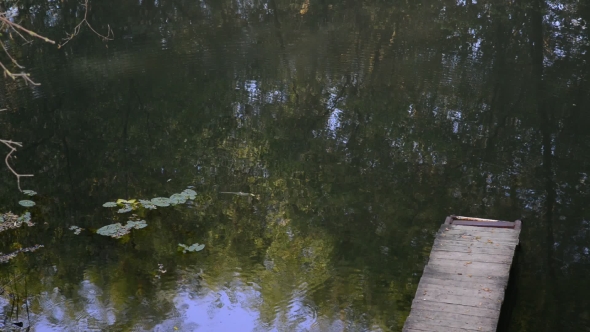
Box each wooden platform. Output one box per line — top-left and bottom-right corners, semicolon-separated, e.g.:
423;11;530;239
403;215;521;332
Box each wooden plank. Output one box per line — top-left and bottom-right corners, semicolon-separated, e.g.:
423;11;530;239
453;216;510;222
430;243;515;255
435;234;519;245
412;285;503;310
406;308;498;331
426;259;511;276
437;232;519;243
451;220;515;228
438;225;520;236
433;239;517;250
428;250;513;264
404;315;494;331
417;276;506;292
411;299;501;318
423;266;509;284
416;283;504;303
440;224;518;233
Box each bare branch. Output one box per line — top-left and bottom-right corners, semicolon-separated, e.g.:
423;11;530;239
0;61;40;86
0;16;55;45
58;0;114;49
0;140;33;192
0;11;56;86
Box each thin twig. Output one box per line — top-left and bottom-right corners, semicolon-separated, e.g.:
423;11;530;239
0;140;33;192
0;41;24;68
59;0;114;48
0;60;40;85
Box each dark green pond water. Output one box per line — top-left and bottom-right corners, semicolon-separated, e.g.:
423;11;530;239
0;0;588;331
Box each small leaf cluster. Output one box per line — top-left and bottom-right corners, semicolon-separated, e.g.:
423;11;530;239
178;243;205;253
102;188;197;213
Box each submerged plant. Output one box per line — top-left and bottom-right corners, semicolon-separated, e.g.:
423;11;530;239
0;245;44;264
0;212;34;233
103;202;117;208
178;243;205;253
22;190;37;196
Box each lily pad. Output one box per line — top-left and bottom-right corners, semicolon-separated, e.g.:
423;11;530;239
22;190;37;196
97;220;148;238
181;189;197;200
170;193;187;205
19;200;35;207
179;243;205;253
151;197;170;207
97;223;129;238
139;199;157;210
117;205;133;214
103;202;117;208
126;220;147;229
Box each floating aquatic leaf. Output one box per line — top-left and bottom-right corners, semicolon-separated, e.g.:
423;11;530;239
178;243;205;253
151;197;170;207
19;200;35;207
97;220;147;238
126;220;147;229
69;225;83;235
117;205;133;214
181;189;197;200
103;202;117;208
117;198;137;205
22;190;37;196
170;193;187;205
97;223;129;238
139;199;157;210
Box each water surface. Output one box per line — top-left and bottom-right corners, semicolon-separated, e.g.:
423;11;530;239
0;0;588;331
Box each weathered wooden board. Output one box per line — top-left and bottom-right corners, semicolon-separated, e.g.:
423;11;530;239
411;300;500;318
422;267;509;284
431;243;514;255
403;219;521;332
417;277;506;293
405;308;498;331
428;251;513;264
433;239;517;250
